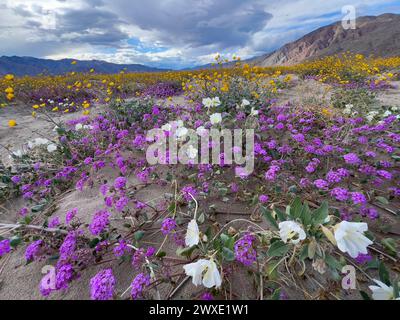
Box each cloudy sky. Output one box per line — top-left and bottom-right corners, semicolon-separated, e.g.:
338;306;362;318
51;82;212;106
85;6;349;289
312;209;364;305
0;0;399;69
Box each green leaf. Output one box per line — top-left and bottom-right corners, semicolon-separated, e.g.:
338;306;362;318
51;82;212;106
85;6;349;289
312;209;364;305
381;238;397;257
31;204;45;213
89;238;100;248
220;234;234;250
270;288;281;300
308;240;317;259
261;206;278;229
378;262;391;286
365;258;380;270
267;241;289;257
156;251;166;258
325;254;342;271
274;208;287;222
176;246;196;258
299;244;309;261
197;212;205;224
359;290;371;300
289;196;302;219
393;280;399;299
24;215;32;225
168;202;176;214
312;201;329;226
376;196;389;205
222;247;235;261
134;230;145;241
300;203;312;226
9;236;22;248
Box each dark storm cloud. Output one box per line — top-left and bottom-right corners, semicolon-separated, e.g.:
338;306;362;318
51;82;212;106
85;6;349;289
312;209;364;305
54;7;128;45
111;0;272;49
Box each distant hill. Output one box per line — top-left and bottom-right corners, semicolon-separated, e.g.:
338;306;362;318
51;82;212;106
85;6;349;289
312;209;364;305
251;13;400;66
0;56;168;76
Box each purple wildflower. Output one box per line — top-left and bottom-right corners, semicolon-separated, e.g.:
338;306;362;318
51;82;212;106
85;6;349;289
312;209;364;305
65;208;78;224
259;194;269;203
131;273;150;300
343;153;361;165
114;177;127;189
25;240;43;262
113;240;130;257
234;234;257;266
59;232;76;262
90;269;115;300
161;218;177;235
11;175;21;184
89;210;111;235
0;239;11;257
201;292;214;300
181;185;198;202
314;179;329;190
56;264;75;290
355;253;372;264
351;192;367;205
330;188;349;201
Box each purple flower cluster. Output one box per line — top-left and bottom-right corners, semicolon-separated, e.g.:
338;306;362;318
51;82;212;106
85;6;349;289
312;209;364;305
330;187;349;201
142;82;181;99
259;194;269;203
314;179;329;190
265;165;280;181
55;264;75;290
114;176;127;189
181;185;198;202
0;239;11;257
343;153;361;165
25;240;43;262
130;273;150;300
351;192;367;205
161;218;177;235
59;232;76;263
234;234;257;266
90;269;115;300
89;210;111;235
355;253;372;264
65;208;78;224
113;240;130;257
201;292;214;300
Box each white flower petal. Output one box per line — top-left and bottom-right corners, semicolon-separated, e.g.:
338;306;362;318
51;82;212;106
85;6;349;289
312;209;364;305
185;219;200;247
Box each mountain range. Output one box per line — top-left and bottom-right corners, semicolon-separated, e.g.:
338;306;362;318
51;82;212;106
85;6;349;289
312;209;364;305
0;56;167;76
1;13;399;76
251;13;400;66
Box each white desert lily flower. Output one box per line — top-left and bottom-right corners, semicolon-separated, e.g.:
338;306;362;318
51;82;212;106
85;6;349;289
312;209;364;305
334;221;373;258
279;221;306;244
369;279;397;300
241;99;250;107
161;123;172;132
183;259;222;288
186;145;198;159
28;138;50;149
75;123;93;131
175;127;188;139
11;149;26;158
250;107;259;116
172;120;184;128
209;113;222;125
196;126;208;137
382;110;392;117
185;219;200;247
47;144;57;153
202;97;221;109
